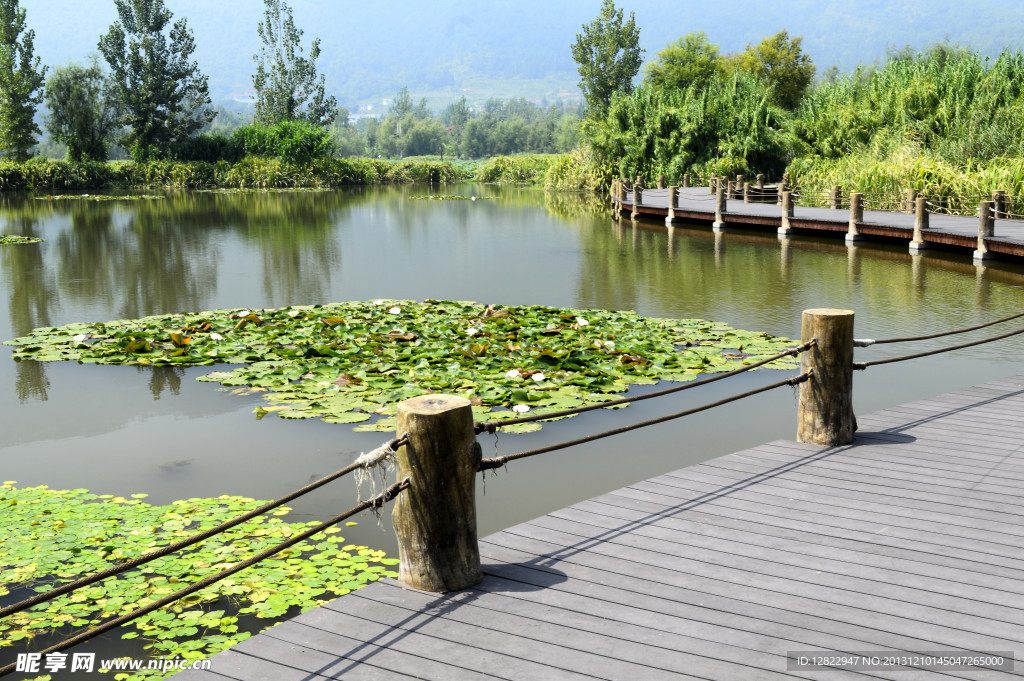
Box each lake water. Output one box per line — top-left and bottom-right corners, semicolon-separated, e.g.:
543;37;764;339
3;184;1024;563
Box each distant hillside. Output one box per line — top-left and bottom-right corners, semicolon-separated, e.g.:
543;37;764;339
28;0;1024;112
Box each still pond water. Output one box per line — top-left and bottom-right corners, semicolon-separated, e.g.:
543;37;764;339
2;184;1024;563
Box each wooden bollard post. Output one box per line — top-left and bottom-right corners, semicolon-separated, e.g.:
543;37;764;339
709;176;716;194
904;188;918;214
846;192;864;243
776;179;786;206
973;200;995;262
992;190;1006;219
666;185;678;224
798;309;856;446
756;174;765;189
713;182;727;231
726;180;734;201
778;189;794;237
657;174;666;189
631;185;642;221
910;196;929;252
743;181;751;204
830;185;842;210
393;395;482;592
735;175;745;200
682;173;690;188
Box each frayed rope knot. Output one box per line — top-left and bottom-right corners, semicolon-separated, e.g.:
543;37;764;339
354;439;400;507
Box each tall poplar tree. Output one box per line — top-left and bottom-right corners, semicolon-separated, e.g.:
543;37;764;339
0;0;46;161
571;0;643;116
99;0;215;160
253;0;337;126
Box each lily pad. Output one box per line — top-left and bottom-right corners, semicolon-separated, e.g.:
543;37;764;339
3;300;797;430
33;194;164;201
410;194;492;200
0;235;43;244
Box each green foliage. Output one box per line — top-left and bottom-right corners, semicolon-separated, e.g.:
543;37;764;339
169;133;241;163
99;0;216;161
0;234;43;244
0;482;397;678
474;154;555;183
0;0;46;161
571;0;643;115
730;30;815;110
5;300;797;433
45;57;121;162
543;146;609;191
643;32;722;94
586;70;788;184
231;120;336;165
252;0;337;127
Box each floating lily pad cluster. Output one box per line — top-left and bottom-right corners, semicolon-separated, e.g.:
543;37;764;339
0;235;43;245
0;481;397;680
196;188;330;194
33;194;164;201
409;194;491;200
4;300;797;432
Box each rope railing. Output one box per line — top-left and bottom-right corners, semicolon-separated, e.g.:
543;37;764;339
0;436;406;620
854;323;1024;370
857;310;1024;345
479;371;811;470
474;341;814;433
0;479;410;679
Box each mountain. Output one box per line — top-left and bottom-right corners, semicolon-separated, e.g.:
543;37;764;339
27;0;1024;111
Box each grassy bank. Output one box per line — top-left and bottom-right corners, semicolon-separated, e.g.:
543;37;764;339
474;151;607;192
0;157;472;191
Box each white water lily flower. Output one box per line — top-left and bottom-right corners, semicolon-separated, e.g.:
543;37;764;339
237;310;250;317
604;340;615;349
466;327;478;336
210;333;223;341
532;372;546;382
505;368;521;379
372;299;384;305
576;317;589;326
72;334;88;343
388;306;401;314
512;404;530;413
288;310;300;317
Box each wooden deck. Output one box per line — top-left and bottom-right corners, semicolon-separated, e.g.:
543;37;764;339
178;374;1024;680
621;186;1024;259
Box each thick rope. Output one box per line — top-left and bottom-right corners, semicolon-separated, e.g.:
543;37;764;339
474;341;814;433
0;479;410;679
479;371;811;470
854;324;1024;370
865;311;1024;345
0;436;407;620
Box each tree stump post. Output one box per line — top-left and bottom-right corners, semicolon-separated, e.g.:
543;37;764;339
777;189;794;237
682;173;690;188
393;395;482;592
798;309;856;445
904;188;918;214
734;175;745;200
910;196;929;252
830;185;842;210
666;185;678;224
776;179;786;206
756;174;765;189
743;181;751;204
991;190;1006;219
973;201;995;262
713;181;727;231
631;185;642;221
709;176;716;194
846;192;864;243
657;174;666;189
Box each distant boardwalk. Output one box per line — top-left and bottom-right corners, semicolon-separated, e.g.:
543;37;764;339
181;374;1024;680
618;185;1024;262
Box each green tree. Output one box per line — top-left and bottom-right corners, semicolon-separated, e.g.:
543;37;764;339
253;0;337;126
571;0;643;115
390;86;412;119
644;31;721;93
44;57;120;162
733;30;815;109
98;0;215;161
0;0;46;161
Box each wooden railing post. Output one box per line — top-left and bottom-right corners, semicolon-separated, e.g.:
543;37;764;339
904;188;918;214
743;181;751;204
778;190;794;237
682;173;691;188
756;174;765;189
734;175;744;200
713;181;727;231
910;196;929;252
657;174;666;189
709;176;716;194
393;395;482;592
776;179;786;206
992;190;1006;219
973;201;995;262
666;185;678;224
632;185;643;221
798;309;856;446
830;185;842;210
846;192;864;243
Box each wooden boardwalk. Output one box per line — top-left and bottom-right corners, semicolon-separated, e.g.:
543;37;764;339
179;374;1024;680
622;186;1024;259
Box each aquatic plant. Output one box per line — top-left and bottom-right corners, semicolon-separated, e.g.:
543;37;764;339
0;235;43;244
4;300;797;433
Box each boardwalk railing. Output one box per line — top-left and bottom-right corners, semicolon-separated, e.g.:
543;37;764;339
612;175;1024;263
389;306;1024;594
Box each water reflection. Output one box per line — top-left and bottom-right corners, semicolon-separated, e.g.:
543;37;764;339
146;366;184;400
